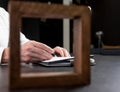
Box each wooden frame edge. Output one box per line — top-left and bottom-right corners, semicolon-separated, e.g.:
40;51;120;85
8;1;91;89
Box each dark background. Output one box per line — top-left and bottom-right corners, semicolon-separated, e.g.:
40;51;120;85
1;0;63;49
1;0;120;50
74;0;120;47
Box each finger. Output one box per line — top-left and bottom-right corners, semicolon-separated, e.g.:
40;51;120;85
21;51;53;62
22;57;45;63
32;41;54;54
30;55;51;62
21;41;53;62
54;46;71;57
61;48;71;57
54;46;66;57
30;47;53;60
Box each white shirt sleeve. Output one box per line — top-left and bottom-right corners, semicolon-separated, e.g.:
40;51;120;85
20;32;29;45
0;7;29;63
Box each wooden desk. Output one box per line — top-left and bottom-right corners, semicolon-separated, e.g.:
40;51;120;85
1;55;120;92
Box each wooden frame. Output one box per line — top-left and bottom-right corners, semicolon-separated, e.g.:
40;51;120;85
8;1;91;89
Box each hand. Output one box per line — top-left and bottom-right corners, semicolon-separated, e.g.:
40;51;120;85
1;48;9;63
1;41;70;63
20;40;54;62
53;46;71;57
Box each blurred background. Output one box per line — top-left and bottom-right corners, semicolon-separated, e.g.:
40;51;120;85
1;0;120;54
